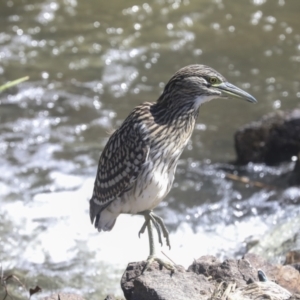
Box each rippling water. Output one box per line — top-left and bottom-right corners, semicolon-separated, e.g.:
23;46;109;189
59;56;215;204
1;0;300;299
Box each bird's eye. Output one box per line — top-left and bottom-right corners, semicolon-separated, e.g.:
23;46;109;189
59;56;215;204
209;77;218;84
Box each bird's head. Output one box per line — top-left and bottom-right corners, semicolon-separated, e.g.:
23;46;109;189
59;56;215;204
157;64;257;110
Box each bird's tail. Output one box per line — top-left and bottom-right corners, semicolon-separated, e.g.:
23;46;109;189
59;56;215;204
89;198;116;231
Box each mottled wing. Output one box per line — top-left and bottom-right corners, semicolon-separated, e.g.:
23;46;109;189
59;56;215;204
92;123;149;205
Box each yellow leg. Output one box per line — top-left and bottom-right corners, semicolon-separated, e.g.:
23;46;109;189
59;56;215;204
140;213;174;273
138;210;171;249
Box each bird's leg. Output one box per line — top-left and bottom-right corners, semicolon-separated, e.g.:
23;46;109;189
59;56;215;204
143;217;174;273
138;210;171;249
148;213;163;246
147;216;156;257
138;210;174;272
150;213;171;249
138;213;163;246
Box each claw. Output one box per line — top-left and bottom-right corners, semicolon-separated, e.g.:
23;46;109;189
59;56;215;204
138;217;149;238
142;255;175;274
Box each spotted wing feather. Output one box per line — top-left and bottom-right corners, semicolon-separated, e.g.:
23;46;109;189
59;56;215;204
92;122;149;207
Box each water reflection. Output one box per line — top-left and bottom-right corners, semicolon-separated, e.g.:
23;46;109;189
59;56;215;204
1;0;300;299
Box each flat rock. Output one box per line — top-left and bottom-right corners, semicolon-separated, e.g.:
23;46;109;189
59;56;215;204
121;261;214;300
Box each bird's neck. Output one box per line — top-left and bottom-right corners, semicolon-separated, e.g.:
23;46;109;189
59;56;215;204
149;102;198;141
144;102;197;165
151;101;199;126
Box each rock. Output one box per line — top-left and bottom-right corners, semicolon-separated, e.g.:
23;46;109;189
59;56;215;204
285;249;300;265
41;293;86;300
187;255;221;275
229;280;292;300
290;263;300;273
121;261;214;300
187;255;257;286
234;110;300;165
244;253;300;294
121;254;299;300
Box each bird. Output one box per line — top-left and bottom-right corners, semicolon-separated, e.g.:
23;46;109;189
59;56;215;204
89;64;257;270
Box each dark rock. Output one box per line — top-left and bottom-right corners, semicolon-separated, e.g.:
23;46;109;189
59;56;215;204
187;255;221;276
121;254;299;300
234;110;300;165
188;255;257;286
121;261;214;300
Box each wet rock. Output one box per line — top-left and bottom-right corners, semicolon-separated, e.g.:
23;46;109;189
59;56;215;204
234;110;300;165
121;254;299;300
41;293;86;300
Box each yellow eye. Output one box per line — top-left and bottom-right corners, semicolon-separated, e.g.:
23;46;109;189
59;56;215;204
209;77;218;84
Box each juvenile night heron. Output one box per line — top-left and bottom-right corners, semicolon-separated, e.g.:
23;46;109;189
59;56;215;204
90;64;256;270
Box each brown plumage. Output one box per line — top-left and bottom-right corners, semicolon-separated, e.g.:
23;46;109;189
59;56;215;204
89;64;257;269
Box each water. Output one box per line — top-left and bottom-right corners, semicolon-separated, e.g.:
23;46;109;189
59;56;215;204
1;0;300;299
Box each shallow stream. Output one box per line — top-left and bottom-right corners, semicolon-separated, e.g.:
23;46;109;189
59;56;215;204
1;0;300;298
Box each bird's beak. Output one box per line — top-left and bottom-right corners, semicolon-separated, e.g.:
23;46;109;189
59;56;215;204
215;82;257;103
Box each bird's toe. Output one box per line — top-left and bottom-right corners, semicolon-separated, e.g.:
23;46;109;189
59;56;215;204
142;255;175;273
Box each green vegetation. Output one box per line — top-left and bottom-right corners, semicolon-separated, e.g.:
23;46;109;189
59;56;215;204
0;76;29;92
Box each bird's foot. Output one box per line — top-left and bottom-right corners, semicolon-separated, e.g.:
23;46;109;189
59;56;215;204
142;255;175;273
